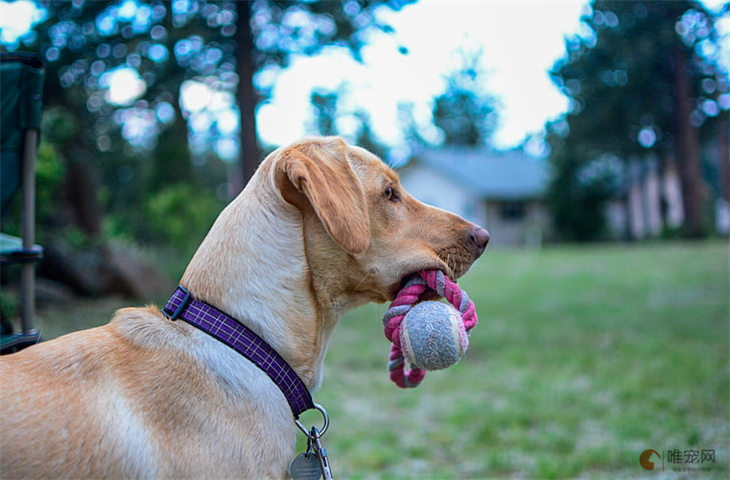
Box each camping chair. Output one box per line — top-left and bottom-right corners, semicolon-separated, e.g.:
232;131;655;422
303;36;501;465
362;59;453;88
0;52;45;354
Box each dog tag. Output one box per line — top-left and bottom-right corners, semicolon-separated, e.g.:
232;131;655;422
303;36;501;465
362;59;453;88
289;452;321;480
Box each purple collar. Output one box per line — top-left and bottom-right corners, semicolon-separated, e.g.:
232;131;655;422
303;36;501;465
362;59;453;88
163;285;314;418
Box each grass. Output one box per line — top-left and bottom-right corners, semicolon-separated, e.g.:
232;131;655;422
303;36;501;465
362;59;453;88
30;241;729;479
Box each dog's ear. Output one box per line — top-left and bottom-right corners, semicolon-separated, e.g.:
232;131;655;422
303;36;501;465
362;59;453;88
276;138;370;254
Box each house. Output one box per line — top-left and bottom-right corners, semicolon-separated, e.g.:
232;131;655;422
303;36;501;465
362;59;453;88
399;148;550;247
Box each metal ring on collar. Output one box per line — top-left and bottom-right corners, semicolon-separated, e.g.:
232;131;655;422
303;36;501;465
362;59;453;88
294;403;329;438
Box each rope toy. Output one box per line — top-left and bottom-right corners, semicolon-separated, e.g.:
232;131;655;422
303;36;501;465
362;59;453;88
382;270;478;388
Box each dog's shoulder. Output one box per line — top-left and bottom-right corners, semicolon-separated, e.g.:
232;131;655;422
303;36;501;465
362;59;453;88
108;305;193;349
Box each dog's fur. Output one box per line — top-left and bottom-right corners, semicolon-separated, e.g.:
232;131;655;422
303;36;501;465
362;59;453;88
0;137;488;479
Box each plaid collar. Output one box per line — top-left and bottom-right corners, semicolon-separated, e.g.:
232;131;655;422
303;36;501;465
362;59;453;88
163;285;314;418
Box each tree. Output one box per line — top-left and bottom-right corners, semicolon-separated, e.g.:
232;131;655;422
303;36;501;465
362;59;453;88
234;0;415;189
12;1;235;240
4;1;235;295
548;0;728;240
432;48;499;147
21;0;415;199
310;88;341;137
1;0;416;294
354;110;387;160
545;119;618;241
308;86;387;159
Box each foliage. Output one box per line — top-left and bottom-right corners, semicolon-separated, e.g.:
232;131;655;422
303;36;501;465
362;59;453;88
3;0;236;253
3;0;414;253
432;48;499;147
396;101;435;151
308;86;388;159
547;0;728;241
2;109;72;239
141;184;221;254
354;110;386;160
310;88;340;137
551;1;725;156
546;144;617;241
34;141;65;230
249;0;413;70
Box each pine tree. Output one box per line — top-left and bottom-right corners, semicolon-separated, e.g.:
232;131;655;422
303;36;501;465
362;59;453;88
432;49;499;147
548;0;727;240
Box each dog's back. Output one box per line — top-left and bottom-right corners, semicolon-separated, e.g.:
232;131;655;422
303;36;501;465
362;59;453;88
1;320;155;478
0;307;294;479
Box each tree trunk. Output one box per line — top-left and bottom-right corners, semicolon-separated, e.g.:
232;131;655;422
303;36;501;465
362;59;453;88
235;1;260;195
64;151;102;236
718;114;729;203
672;46;705;238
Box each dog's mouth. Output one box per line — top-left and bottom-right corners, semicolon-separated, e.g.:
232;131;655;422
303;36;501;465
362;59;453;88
387;263;454;301
384;243;481;301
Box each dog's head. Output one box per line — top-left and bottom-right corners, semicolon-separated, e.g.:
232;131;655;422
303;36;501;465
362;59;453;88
270;137;488;305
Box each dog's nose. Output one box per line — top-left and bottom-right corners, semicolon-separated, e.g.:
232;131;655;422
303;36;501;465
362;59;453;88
469;226;490;255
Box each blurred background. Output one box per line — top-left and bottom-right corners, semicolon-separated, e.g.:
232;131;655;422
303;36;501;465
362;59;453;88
0;1;728;478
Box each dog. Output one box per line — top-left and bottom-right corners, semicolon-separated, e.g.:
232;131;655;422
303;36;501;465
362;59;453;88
0;137;488;478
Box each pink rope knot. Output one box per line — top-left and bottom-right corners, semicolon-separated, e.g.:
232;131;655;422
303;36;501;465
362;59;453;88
382;270;477;388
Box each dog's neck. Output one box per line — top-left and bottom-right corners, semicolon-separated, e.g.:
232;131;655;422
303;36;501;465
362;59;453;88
180;171;352;390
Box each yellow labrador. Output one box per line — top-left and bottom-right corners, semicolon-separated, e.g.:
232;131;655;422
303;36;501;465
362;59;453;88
0;137;488;478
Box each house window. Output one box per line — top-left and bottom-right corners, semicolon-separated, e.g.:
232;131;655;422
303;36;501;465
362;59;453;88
500;201;525;221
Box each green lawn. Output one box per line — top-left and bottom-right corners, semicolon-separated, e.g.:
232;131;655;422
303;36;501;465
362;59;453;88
309;241;729;479
34;241;729;479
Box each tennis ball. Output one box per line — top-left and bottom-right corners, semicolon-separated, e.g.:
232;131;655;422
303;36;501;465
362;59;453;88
399;301;469;371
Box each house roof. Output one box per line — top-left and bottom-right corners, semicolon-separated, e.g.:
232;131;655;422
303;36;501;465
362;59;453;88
407;147;549;200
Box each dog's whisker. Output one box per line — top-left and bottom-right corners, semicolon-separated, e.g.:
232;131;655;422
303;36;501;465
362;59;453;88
354;271;372;291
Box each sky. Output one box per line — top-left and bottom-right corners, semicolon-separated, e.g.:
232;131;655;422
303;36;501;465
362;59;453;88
256;0;589;153
0;0;727;160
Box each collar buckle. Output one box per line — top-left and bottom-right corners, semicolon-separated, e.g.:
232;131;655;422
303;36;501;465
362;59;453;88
163;285;191;320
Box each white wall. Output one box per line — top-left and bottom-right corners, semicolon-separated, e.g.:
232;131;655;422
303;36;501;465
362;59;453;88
400;165;487;227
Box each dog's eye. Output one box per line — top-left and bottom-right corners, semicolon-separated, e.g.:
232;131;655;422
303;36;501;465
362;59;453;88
385;186;397;201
